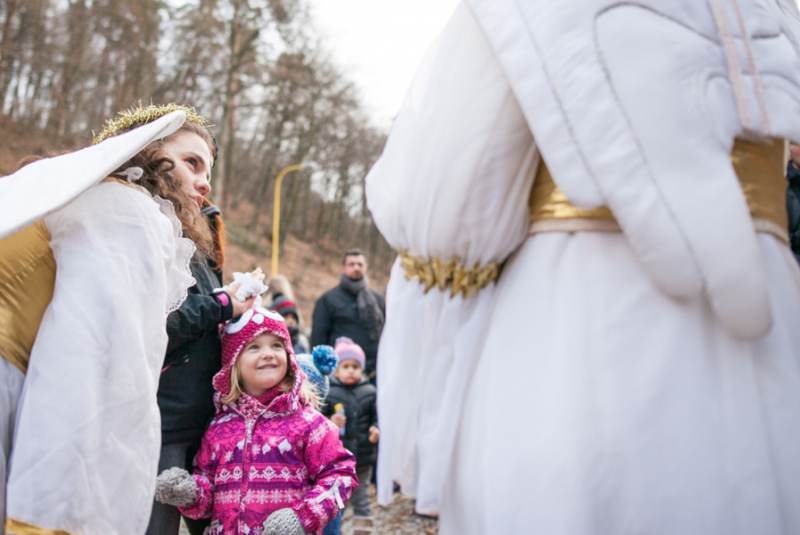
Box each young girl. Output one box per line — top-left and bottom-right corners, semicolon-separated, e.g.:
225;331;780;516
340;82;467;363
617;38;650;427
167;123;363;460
154;307;357;535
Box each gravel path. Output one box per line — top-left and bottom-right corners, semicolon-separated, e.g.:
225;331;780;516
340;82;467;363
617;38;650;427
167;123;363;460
339;488;439;535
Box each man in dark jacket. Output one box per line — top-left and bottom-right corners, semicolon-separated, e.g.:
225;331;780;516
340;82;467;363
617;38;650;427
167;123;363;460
311;249;385;378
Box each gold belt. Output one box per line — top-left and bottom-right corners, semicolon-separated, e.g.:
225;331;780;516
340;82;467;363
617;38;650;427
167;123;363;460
0;220;55;374
0;177;137;374
529;139;789;244
399;139;788;298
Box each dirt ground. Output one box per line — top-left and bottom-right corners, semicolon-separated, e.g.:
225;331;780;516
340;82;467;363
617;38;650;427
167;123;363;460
350;489;439;535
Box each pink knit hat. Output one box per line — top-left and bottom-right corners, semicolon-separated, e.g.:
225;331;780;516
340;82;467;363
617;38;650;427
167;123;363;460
334;336;366;370
213;307;297;398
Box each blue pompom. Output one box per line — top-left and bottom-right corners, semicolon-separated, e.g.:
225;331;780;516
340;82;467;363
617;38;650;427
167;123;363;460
312;345;339;375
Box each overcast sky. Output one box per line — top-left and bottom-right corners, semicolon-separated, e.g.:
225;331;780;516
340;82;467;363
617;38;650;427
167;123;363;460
308;1;800;129
308;0;460;129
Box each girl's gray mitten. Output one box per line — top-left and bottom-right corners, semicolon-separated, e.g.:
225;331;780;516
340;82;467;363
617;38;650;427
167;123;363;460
262;508;306;535
154;467;198;507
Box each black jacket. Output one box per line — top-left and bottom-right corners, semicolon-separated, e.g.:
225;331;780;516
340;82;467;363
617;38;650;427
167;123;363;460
158;256;233;444
322;376;377;466
310;285;385;374
787;164;800;264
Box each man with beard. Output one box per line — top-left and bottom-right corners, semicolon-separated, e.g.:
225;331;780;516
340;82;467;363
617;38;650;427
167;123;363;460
311;249;385;381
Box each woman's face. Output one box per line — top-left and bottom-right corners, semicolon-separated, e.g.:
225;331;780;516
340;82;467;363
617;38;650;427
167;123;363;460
161;130;213;212
237;333;289;397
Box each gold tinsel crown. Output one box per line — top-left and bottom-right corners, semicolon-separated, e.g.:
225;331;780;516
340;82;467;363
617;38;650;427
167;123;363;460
92;103;212;144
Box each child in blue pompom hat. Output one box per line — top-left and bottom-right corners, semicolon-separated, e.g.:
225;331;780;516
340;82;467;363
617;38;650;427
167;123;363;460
296;345;338;402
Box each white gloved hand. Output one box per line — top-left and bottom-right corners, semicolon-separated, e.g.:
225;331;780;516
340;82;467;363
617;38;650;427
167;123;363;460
154;467;198;507
215;268;269;310
262;508;306;535
230;270;268;302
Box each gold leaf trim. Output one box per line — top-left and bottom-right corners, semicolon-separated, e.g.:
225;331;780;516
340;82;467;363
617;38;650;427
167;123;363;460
398;250;500;298
92;102;212;144
6;517;77;535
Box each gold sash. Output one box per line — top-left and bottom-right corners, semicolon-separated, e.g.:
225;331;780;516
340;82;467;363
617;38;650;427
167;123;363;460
5;517;77;535
0;176;136;374
529;139;789;243
0;220;56;374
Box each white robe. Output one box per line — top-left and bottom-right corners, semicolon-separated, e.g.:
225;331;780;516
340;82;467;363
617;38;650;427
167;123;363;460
366;3;800;534
0;112;195;534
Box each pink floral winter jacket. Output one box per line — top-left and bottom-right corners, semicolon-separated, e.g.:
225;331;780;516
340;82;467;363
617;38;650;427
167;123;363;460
179;388;357;534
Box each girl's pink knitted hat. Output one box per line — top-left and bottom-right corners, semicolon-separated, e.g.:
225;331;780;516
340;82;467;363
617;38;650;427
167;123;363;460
213;307;296;396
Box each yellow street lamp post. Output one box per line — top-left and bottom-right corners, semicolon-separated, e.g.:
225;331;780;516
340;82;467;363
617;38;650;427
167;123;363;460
271;162;316;275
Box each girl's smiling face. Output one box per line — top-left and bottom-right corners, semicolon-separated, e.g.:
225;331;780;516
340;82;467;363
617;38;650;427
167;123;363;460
237;333;288;397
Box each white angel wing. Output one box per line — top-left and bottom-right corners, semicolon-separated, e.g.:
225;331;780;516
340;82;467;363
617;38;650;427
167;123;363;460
0;110;186;240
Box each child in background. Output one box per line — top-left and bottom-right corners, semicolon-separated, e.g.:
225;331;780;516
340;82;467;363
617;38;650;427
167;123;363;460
322;337;379;535
271;295;310;354
154;308;357;535
296;345;338;402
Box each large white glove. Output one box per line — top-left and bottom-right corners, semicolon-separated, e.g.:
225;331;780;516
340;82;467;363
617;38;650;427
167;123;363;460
262;508;306;535
466;0;800;339
154;467;198;507
216;268;269;309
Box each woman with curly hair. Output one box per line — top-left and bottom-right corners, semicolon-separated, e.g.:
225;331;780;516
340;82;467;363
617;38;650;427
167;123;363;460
0;105;227;535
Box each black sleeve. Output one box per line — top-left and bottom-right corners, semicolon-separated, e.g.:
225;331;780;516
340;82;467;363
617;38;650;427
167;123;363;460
165;291;233;357
320;400;334;418
376;291;386;315
311;293;332;348
370;388;378;428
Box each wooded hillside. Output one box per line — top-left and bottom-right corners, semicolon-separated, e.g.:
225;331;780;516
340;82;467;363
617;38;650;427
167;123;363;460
0;0;395;277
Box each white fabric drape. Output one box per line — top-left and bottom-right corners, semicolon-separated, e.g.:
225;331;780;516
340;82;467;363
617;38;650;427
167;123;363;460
366;2;800;533
6;182;181;534
464;0;800;340
0;111;185;241
444;232;800;535
365;2;537;513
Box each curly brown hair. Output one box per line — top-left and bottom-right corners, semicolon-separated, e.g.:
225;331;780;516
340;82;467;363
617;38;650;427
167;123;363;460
109;121;220;263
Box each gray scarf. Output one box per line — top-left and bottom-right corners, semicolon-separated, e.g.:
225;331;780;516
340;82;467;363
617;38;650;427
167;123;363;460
339;274;384;340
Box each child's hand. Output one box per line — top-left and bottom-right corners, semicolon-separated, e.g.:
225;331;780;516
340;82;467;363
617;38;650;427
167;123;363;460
331;414;346;428
154;467;198;507
263;507;306;535
368;425;379;444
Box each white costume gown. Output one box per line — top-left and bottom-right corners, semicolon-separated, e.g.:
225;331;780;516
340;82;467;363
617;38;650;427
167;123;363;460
0;113;196;535
366;2;800;534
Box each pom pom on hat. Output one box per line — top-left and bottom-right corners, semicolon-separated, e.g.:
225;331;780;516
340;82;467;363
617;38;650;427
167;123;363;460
297;345;338;400
312;345;338;375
